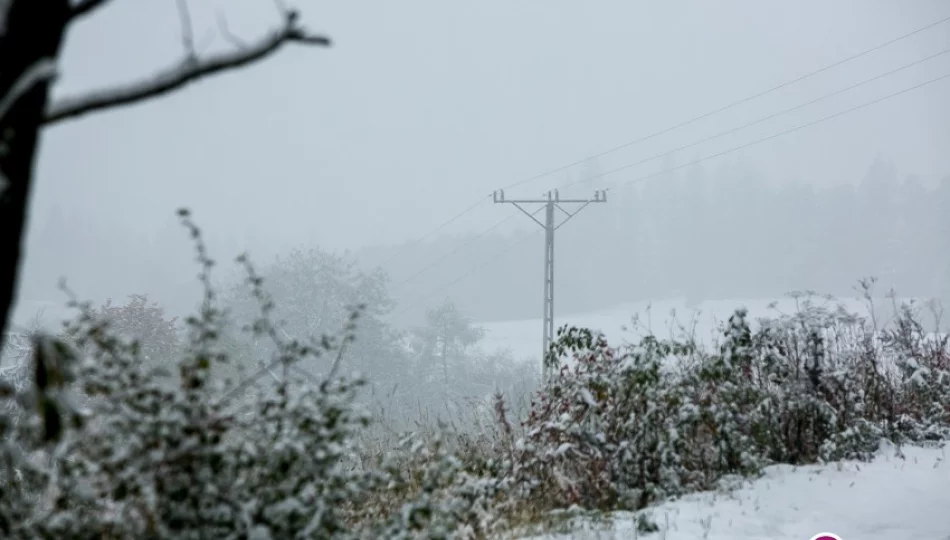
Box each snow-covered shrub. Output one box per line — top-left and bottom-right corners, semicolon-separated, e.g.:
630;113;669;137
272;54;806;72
0;211;505;539
880;300;950;443
0;213;380;538
72;294;182;367
743;292;950;460
4;211;947;539
356;434;511;539
497;292;950;518
0;331;85;536
503;327;707;513
0;332;31;426
740;301;884;462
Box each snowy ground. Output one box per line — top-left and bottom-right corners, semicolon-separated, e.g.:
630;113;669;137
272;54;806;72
477;296;918;364
522;442;950;540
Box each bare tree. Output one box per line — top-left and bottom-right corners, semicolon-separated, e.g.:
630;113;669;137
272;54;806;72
0;0;331;350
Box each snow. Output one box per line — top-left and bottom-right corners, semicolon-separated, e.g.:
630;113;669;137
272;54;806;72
477;296;881;363
525;442;950;540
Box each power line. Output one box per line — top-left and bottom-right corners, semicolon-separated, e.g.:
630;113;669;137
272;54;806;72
373;12;950;274
374;195;490;268
596;70;950;191
392;211;518;289
492;189;608;377
392;228;543;317
390;188;555;292
397;63;950;309
501;12;950;192
395;70;950;316
390;183;598;292
562;45;950;190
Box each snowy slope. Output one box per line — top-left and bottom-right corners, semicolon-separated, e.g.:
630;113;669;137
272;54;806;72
477;296;879;364
526;442;950;540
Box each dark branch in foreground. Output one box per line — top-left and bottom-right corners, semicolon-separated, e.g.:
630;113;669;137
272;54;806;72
43;10;330;126
69;0;112;21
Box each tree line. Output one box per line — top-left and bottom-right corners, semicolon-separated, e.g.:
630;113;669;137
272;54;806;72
361;157;950;324
19;156;947;330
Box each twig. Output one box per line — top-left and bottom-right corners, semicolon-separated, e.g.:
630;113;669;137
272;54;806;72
292;365;321;386
319;340;350;394
218;357;284;404
44;10;330;126
176;0;197;60
272;0;290;16
216;11;247;50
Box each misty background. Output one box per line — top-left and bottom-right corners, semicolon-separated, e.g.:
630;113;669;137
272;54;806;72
11;0;950;331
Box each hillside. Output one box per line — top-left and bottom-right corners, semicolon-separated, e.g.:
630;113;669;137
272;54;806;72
477;295;921;364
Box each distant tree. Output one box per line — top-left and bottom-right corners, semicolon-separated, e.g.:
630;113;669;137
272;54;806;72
816;182;861;295
879;174;925;295
682;163;710;307
635;175;671;296
220;248;405;385
936;177;950;307
856;157;899;275
77;294;182;365
412;299;485;385
0;0;332;351
562;158;611;310
773;178;820;293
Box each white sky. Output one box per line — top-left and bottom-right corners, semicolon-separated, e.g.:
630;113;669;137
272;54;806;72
11;0;950;325
32;0;950;251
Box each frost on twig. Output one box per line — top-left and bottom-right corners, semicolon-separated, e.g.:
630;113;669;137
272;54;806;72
43;8;330;126
0;58;57;124
0;57;57;196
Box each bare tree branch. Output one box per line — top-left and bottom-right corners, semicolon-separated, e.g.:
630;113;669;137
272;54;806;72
272;0;291;17
43;10;330;126
176;0;196;60
319;340;348;393
216;11;247;50
69;0;111;21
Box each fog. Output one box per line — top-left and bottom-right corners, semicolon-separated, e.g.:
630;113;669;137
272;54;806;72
11;0;950;331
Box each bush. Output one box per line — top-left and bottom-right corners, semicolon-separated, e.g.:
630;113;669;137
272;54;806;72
0;212;495;539
2;209;947;539
495;291;950;517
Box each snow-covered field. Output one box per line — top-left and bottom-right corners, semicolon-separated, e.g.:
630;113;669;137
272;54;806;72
523;442;950;540
477;296;917;364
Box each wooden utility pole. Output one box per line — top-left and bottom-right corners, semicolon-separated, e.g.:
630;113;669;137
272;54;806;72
493;189;607;379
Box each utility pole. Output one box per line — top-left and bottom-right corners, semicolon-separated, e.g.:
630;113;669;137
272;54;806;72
493;189;607;379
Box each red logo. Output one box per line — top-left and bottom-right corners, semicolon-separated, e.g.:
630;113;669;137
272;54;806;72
809;534;842;540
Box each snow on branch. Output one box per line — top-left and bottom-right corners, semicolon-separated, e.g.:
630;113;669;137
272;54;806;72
43;9;330;126
0;58;57;124
1;58;57;194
